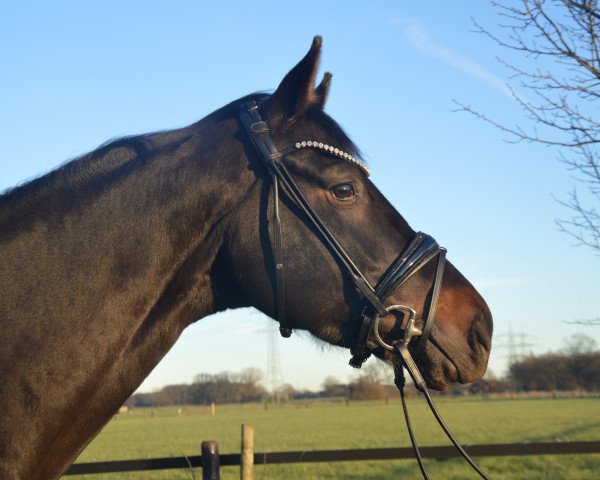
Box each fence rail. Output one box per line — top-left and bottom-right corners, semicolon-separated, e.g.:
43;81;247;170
64;440;600;476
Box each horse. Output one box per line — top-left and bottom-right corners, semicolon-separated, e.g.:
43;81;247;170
0;37;493;479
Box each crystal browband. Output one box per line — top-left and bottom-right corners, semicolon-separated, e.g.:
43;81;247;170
290;140;370;176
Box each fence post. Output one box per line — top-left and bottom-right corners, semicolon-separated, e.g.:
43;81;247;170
241;424;254;480
201;440;220;480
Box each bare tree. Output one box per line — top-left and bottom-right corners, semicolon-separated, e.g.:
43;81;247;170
459;0;600;253
562;332;598;353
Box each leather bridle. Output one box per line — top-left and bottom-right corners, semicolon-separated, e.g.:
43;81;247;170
240;101;488;480
240;101;445;357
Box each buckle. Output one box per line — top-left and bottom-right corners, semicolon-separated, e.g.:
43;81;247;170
250;121;270;134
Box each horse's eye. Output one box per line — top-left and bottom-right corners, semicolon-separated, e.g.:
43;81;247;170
331;183;355;200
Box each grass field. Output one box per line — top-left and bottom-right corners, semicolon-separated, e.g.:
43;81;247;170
65;396;600;479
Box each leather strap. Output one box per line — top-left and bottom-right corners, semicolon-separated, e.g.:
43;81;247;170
348;310;375;368
395;343;426;392
395;343;490;479
271;174;290;337
417;247;446;349
375;233;441;303
240;103;291;336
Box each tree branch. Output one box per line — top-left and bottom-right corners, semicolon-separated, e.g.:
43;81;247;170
463;0;600;253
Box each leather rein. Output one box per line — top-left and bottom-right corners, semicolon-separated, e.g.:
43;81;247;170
240;101;489;479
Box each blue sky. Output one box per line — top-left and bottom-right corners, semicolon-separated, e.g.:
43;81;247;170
1;1;598;392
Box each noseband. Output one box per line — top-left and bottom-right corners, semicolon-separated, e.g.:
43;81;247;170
240;101;488;480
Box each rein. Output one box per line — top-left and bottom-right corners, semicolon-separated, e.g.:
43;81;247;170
240;101;489;479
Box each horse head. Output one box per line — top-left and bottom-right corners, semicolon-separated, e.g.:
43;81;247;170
214;37;493;390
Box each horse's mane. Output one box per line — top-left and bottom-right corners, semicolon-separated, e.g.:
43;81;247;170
0;130;192;218
0;92;362;228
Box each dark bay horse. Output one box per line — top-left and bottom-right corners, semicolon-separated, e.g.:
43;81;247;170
0;37;492;479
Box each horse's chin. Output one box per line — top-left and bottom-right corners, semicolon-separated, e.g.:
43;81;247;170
418;333;490;391
411;345;460;391
379;334;490;392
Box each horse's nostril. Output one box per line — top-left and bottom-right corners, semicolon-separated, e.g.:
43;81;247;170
472;309;493;352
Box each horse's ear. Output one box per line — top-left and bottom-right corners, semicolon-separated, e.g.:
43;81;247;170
266;36;322;123
314;72;332;109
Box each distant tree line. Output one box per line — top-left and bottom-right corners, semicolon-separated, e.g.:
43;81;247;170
323;364;398;400
127;335;599;407
128;363;399;407
129;368;267;407
509;334;600;392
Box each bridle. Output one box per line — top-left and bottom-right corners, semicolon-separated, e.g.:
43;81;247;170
240;101;445;352
240;101;488;479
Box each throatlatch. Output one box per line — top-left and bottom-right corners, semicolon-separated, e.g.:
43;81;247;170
240;101;489;480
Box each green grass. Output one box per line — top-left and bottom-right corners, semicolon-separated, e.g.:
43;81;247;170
66;396;600;479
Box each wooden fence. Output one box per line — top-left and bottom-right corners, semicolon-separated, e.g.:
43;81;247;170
64;425;600;479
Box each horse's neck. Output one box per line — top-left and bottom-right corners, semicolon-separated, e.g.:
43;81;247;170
0;121;247;478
